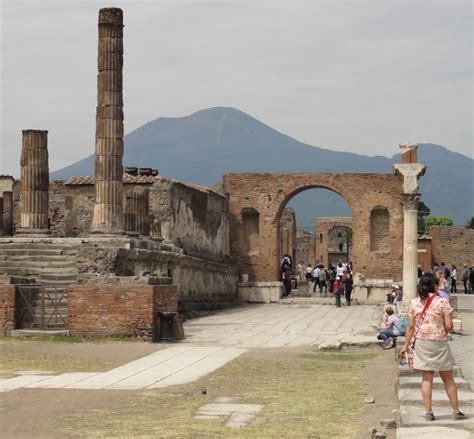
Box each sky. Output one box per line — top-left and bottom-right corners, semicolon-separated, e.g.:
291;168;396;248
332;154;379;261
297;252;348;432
1;0;472;177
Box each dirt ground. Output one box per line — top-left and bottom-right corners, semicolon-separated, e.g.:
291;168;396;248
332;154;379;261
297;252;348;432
0;338;399;438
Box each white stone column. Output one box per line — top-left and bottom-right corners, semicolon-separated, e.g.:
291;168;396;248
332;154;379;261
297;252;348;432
394;155;426;305
401;193;420;303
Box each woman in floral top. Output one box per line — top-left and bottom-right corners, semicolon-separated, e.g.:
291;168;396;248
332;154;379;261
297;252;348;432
400;274;465;421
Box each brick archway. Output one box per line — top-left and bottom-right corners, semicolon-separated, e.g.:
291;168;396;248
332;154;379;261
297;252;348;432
223;173;404;283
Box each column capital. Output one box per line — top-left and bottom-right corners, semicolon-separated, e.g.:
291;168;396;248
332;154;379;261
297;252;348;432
394;163;426;194
402;193;420;210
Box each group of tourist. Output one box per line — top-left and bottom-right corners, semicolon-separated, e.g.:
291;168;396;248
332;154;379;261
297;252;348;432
280;257;354;306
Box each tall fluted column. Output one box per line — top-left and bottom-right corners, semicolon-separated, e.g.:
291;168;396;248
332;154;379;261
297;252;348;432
394;143;426;305
0;197;3;237
18;130;50;235
91;7;124;234
3;192;13;236
124;188;149;236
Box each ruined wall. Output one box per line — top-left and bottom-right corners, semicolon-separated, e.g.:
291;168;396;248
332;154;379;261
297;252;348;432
224;173;404;283
0;284;15;336
314;217;352;267
68;284;178;339
429;226;474;269
279;207;296;262
417;236;433;274
295;231;315;265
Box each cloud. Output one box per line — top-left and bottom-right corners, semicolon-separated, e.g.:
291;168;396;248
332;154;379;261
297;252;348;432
1;1;472;177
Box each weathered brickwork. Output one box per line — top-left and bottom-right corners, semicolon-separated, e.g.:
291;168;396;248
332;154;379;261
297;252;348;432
279;208;296;262
314;217;352;266
0;284;15;336
295;229;315;265
417;236;433;274
224;173;404;282
429;226;474;269
68;284;177;339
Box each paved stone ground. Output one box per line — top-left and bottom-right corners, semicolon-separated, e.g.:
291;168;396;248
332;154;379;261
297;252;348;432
0;300;381;394
184;300;380;348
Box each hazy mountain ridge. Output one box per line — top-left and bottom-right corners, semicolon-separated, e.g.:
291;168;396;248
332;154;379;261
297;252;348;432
51;107;473;225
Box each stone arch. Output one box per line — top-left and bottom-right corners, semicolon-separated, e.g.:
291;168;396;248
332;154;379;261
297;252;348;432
370;205;390;252
224;172;403;283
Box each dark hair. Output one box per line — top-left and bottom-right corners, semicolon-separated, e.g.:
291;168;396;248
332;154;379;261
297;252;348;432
417;273;436;299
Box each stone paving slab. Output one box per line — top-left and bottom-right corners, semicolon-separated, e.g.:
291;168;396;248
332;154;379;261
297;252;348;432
25;372;100;389
397;426;472;438
0;346;246;392
398;376;471;391
398;389;474;407
183;303;380;348
0;375;55;392
399;406;474;431
149;347;245;389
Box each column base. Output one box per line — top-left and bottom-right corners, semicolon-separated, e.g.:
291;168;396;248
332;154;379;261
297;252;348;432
90;228;125;236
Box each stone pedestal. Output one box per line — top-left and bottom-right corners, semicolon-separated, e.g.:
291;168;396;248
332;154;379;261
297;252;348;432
2;192;13;236
17;130;50;235
91;8;125;235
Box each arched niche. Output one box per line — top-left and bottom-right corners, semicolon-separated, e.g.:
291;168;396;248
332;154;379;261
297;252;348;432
370;206;390;252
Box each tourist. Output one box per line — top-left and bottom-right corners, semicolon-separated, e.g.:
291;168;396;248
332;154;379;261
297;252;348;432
462;264;469;293
297;262;305;281
280;254;291;281
418;265;423;278
327;265;336;293
400;274;465;421
336;262;345;279
375;306;400;349
344;272;353;306
386;284;402;304
432;262;439;275
450;265;457;294
435;269;449;300
441;262;450;280
305;264;313;281
312;265;321;293
469;267;474;295
333;277;341;308
318;264;327;296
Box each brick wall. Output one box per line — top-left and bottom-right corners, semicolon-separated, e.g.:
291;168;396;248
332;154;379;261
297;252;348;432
417;236;433;274
224;173;404;283
0;285;15;336
68;284;178;339
429;226;474;270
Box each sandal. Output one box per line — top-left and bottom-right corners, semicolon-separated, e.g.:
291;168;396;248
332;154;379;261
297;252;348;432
425;412;435;421
453;411;466;420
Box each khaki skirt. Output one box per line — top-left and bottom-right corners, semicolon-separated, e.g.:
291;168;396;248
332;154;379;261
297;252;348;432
413;338;454;371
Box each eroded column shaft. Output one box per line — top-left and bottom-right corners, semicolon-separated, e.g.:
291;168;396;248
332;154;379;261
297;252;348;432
91;7;124;234
402;194;420;303
3;192;13;235
19;130;50;233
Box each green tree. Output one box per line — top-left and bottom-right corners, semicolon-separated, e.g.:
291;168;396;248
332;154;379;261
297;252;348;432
417;200;431;235
424;216;453;234
465;217;474;229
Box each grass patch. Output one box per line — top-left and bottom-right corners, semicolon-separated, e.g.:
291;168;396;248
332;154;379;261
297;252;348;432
56;348;380;438
0;335;140;344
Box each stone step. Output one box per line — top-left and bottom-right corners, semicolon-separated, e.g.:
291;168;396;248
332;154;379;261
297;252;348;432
10;329;69;337
398;365;463;378
0;266;77;276
0;255;77;263
0;244;78;251
0;248;78;256
399;405;474;431
40;273;77;281
398;376;471;391
39;280;76;288
398;388;474;407
397;426;472;438
0;260;77;269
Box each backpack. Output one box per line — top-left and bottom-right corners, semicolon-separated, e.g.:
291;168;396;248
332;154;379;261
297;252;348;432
398;315;407;335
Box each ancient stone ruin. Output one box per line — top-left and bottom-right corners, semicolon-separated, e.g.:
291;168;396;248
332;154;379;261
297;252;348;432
5;6;469;340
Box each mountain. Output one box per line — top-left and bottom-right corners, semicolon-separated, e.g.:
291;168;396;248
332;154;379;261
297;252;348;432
51;107;473;226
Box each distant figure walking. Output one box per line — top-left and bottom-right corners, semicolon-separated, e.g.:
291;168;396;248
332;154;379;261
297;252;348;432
305;264;313;282
436;270;449;300
450;265;457;294
333;278;341;308
344;273;353;306
461;265;469;294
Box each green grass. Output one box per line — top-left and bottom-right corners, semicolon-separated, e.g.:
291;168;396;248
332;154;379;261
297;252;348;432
0;335;141;344
56;349;379;438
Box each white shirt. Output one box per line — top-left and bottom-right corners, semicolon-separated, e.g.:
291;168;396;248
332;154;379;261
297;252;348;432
313;267;320;278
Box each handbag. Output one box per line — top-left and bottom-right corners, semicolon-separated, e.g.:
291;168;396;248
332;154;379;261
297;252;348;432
408;294;436;370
